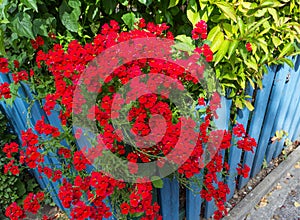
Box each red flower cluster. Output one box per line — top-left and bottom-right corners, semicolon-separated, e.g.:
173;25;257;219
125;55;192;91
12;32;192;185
236;163;251;178
12;70;29;84
5;202;26;220
23;192;44;214
195;44;214;62
0;82;11;99
2;142;19;158
0;57;9;73
237;136;257;152
192;20;208;40
20;129;44;168
30;36;44;50
4;160;20;175
233;123;246;137
246;42;252;52
35;116;60;137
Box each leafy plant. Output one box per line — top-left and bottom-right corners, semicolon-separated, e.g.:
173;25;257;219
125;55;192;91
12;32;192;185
0;110;39;215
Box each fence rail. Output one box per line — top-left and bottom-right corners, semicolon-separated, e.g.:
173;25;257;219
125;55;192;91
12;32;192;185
0;56;299;219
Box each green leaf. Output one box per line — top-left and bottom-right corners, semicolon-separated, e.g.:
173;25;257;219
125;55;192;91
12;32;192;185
137;0;152;6
10;12;34;39
33;19;48;36
175;34;193;45
59;0;81;32
268;8;279;25
280;58;294;68
215;2;237;22
222;23;233;37
278;42;293;58
20;0;38;12
228;40;239;58
168;0;180;8
271;36;281;48
210;31;224;53
237;17;245;36
0;29;5;55
151;176;164;188
244;100;254;111
245;56;258;71
248;17;270;33
207;25;221;42
214;39;230;66
187;0;200;26
121;12;136;29
260;0;274;8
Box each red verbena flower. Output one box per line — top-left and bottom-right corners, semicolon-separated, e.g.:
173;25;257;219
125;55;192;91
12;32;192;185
5;202;26;220
236;163;251;178
0;57;9;73
246;42;252;52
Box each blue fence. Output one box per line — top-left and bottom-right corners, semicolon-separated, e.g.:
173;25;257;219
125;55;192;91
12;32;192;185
0;56;300;219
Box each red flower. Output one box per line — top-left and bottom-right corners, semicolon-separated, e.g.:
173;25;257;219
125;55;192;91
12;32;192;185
246;42;252;52
237;163;251;178
13;60;19;68
12;70;29;84
120;203;130;215
2;142;19;158
5;202;26;220
233;123;246;137
31;36;44;50
23;193;42;214
237;136;257;152
192;20;207;40
0;82;11;99
0;57;9;73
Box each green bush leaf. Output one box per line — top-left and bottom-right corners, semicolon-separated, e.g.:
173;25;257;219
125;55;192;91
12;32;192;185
210;31;224;53
121;12;136;29
33;19;48;36
214;39;230;66
215;2;237;22
244;100;254;111
59;0;81;32
278;42;293;58
151;176;163;188
228;40;239;58
20;0;38;12
168;0;180;8
187;0;200;26
207;25;221;42
10;12;34;39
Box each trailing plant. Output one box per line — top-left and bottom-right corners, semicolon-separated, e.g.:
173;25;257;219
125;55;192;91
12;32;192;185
0;19;258;220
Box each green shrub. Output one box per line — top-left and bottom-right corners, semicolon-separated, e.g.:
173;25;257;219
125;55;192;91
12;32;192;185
0;111;39;216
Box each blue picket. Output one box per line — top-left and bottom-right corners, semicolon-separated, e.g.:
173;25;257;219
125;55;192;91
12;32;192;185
271;57;300;158
238;66;276;188
226;85;253;196
288;95;300;141
265;57;299;162
186;172;203;219
159;178;180;220
251;63;290;177
204;97;232;218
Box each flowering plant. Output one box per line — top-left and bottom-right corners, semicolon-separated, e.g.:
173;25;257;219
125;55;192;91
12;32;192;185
0;18;257;220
